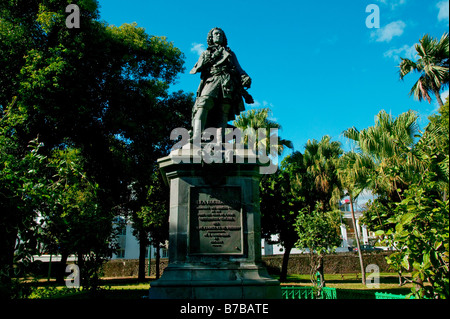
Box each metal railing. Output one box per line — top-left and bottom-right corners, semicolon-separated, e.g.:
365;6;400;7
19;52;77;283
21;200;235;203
281;286;410;299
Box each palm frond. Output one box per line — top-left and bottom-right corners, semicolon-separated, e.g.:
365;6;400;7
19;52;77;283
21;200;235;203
409;77;432;103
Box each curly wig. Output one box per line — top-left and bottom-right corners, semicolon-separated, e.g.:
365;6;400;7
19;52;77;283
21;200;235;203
207;27;228;47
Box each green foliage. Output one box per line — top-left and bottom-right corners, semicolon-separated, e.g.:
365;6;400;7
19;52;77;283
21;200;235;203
233;107;293;156
28;286;83;299
295;207;341;256
302;135;343;211
260;135;343;283
376;177;449;299
0;118;48;291
260;152;305;248
0;0;190;296
133;169;169;247
399;33;449;106
343;99;449;298
294;206;341;297
40;147;116;289
376;100;449;299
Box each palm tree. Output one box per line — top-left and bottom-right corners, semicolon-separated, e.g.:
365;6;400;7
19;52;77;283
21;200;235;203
342;110;420;200
297;136;343;287
302;135;343;212
341;110;424;285
337;152;375;285
399;33;449;107
233;108;293;156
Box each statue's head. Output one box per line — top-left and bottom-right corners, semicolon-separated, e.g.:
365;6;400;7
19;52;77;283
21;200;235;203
207;27;228;47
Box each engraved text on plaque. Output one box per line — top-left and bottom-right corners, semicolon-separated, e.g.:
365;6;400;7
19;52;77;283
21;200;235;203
189;187;243;255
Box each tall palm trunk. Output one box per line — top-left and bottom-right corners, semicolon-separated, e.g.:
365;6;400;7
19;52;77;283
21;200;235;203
432;87;444;108
349;193;365;285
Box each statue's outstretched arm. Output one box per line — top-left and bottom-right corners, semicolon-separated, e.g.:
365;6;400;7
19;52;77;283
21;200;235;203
190;51;208;74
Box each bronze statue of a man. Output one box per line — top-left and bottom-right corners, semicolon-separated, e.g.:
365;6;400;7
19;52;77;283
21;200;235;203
190;27;253;141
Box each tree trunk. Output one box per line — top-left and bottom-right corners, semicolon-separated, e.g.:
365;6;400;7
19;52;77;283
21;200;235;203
432;86;444;108
77;252;85;287
0;226;17;291
138;232;147;282
280;242;293;282
349;193;366;285
155;243;161;280
317;255;325;288
56;251;69;285
147;246;151;278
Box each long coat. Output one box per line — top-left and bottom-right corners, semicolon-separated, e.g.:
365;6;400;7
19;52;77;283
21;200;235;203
190;45;249;121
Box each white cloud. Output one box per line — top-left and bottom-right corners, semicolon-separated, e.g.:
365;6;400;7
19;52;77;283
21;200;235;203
437;0;449;22
383;44;417;61
250;100;275;109
371;20;406;42
251;100;262;108
430;89;450;111
262;101;275;108
190;43;205;56
376;0;407;9
440;89;449;104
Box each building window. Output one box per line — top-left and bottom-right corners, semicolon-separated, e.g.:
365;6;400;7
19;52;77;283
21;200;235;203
116;249;125;258
118;224;126;236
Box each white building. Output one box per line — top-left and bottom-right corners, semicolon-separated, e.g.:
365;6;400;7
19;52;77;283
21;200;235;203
112;218;168;260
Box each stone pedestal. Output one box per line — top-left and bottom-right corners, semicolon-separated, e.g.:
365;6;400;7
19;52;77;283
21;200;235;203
148;149;281;299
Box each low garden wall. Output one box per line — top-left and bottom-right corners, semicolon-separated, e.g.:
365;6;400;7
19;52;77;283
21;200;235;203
263;251;394;275
101;252;394;277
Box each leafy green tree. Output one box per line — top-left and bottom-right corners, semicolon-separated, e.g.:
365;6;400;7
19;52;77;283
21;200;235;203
294;206;341;296
399;33;449;107
292;136;343;286
379;99;449;299
1;0;189;294
261;136;342;282
260;152;306;282
40;147;117;289
343;110;423;287
343;105;449;298
376;171;448;299
126;91;192;281
425;97;449;201
132;169;169;281
0;98;49;297
1;0;185;191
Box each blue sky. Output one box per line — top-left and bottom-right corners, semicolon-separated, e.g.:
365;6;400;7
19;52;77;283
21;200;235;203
97;0;449;154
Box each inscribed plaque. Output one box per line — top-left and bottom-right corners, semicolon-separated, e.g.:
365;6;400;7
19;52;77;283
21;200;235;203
189;187;243;255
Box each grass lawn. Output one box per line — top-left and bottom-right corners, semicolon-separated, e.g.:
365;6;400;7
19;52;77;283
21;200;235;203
23;272;413;299
274;273;414;295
